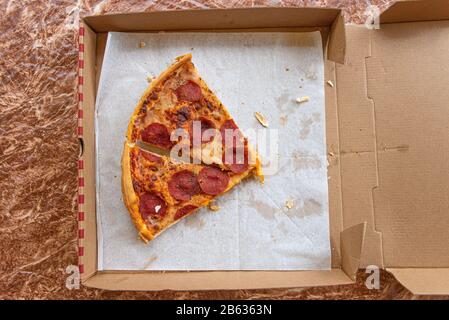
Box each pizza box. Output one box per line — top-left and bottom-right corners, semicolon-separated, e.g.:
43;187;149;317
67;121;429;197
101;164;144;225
77;0;449;294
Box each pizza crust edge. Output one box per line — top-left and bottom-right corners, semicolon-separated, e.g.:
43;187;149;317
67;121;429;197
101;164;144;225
121;142;155;242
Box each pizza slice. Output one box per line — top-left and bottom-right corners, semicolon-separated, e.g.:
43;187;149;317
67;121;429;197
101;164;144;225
126;53;263;178
122;54;263;242
122;143;255;242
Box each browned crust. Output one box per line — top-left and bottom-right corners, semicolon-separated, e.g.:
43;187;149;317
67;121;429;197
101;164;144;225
121;142;154;242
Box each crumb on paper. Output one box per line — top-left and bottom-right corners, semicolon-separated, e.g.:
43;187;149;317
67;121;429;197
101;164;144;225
254;112;269;127
285;67;290;71
146;74;155;83
327;80;334;87
295;96;310;104
139;41;146;48
285;199;294;210
208;202;220;212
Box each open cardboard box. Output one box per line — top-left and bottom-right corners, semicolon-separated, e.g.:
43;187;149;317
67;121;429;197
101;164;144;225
77;0;449;295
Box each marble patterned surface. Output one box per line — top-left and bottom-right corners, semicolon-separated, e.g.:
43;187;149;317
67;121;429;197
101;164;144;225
0;0;446;299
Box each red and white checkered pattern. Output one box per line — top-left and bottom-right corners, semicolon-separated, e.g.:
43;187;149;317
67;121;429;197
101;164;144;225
77;25;85;274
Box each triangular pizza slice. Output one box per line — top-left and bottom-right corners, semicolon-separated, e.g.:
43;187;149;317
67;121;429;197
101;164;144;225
122;54;263;242
122;143;257;242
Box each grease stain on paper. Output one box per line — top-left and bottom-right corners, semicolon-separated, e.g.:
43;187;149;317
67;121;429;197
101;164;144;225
287;198;322;219
184;213;205;230
299;118;314;140
276;91;291;113
143;256;158;269
254;201;277;220
292;151;322;170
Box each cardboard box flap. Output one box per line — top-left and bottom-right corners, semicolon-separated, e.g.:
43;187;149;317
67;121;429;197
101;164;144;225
84;269;353;291
334;26;383;268
84;8;341;31
366;20;449;268
340;223;366;280
337;21;449;270
380;0;449;24
388;268;449;295
327;13;346;64
83;8;346;64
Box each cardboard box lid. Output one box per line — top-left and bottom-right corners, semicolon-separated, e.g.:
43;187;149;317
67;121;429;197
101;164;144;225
337;0;449;294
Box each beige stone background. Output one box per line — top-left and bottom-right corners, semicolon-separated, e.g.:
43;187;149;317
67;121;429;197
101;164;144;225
0;0;446;299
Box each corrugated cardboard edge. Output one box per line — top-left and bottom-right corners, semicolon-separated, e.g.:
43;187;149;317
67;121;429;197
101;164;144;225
79;22;98;281
388;268;449;295
83;7;342;32
380;0;449;24
83;269;353;291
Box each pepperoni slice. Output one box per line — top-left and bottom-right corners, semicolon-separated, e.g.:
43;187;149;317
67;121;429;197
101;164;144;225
141;123;172;148
190;117;216;144
220;119;243;149
197;166;230;195
168;170;201;201
139;192;167;220
223;145;249;174
140;149;162;163
174;205;198;220
175;80;202;102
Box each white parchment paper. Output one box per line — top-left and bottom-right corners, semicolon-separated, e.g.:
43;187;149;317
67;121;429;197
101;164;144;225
95;32;330;270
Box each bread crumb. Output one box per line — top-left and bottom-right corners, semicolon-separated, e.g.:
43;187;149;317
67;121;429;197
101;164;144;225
146;75;155;83
295;96;310;104
285;199;294;210
254;112;269;127
208;203;220;212
327;80;334;87
139;41;146;48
